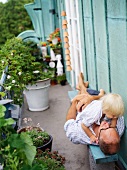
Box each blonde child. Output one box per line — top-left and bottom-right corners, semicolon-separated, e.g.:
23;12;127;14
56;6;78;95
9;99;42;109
75;73;124;144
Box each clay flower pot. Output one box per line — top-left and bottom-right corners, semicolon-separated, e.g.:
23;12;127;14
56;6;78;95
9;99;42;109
66;60;71;65
67;65;72;71
64;37;69;42
65;49;70;54
64;43;69;48
62;24;67;29
65;55;70;60
63;31;69;37
62;20;67;25
61;11;66;16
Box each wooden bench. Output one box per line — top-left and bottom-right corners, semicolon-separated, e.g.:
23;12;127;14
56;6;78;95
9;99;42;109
68;90;118;166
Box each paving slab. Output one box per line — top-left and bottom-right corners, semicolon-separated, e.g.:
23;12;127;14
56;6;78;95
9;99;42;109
21;84;90;170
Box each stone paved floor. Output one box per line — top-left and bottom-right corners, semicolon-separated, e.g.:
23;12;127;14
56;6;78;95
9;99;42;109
21;83;91;170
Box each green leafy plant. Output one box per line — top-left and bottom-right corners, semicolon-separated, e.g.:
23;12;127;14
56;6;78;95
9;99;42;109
18;126;50;148
50;43;62;50
40;41;47;47
57;74;66;84
0;37;54;106
33;149;66;170
0;106;66;170
49;28;60;40
0;105;36;170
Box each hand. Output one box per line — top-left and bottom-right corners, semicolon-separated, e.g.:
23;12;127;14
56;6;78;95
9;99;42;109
76;94;93;112
72;94;87;102
90;135;98;144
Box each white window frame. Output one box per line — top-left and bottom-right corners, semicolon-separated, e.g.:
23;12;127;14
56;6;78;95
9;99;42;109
65;0;83;87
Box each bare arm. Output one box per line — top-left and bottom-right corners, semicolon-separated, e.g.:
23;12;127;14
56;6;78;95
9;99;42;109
76;93;103;112
110;118;117;128
66;100;77;121
81;123;98;144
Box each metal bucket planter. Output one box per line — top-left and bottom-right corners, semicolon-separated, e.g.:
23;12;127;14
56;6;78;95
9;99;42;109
24;79;50;111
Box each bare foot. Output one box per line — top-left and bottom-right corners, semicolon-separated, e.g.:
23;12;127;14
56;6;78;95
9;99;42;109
76;73;89;90
99;89;105;97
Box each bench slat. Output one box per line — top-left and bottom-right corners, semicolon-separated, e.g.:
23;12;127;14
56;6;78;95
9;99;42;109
89;145;118;164
68;90;78;101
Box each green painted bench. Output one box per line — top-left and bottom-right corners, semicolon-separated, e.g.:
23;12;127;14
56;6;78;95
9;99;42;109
68;90;118;164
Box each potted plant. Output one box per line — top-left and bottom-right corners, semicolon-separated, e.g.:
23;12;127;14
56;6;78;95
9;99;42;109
43;55;51;62
18;126;53;151
0;105;37;169
33;149;66;170
50;43;62;55
57;73;66;86
49;28;60;45
0;105;65;170
18;117;53;152
0;37;54;111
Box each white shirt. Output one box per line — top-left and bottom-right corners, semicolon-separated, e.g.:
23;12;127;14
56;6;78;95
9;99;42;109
64;103;125;145
76;100;102;127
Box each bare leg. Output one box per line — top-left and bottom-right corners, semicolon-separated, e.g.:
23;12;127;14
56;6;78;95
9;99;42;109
77;72;105;96
77;73;89;94
75;73;105;112
76;73;89;92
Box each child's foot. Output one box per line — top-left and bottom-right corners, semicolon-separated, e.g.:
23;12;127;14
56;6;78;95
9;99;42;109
76;73;89;90
99;89;105;97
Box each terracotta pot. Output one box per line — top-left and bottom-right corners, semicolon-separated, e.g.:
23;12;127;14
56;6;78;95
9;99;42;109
45;58;51;62
65;49;70;54
66;60;71;65
62;24;67;29
64;43;69;48
61;11;66;16
65;55;70;60
63;31;69;37
62;20;67;25
67;65;72;71
50;79;57;86
64;37;69;42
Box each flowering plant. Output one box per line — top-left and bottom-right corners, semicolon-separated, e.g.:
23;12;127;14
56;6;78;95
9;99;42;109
34;149;66;169
40;41;47;47
0;37;54;106
49;28;61;41
20;118;50;147
49;42;62;50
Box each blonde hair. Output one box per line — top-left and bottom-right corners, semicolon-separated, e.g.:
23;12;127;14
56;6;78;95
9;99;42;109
101;93;124;117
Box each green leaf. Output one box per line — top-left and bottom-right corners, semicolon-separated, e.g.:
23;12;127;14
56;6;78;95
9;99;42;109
9;133;36;166
5;118;15;125
0;117;14;127
0;105;6;117
23;144;36;166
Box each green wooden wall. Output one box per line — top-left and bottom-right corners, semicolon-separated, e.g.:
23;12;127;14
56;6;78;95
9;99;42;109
57;0;127;168
24;0;56;41
78;0;127;168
